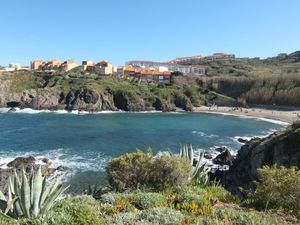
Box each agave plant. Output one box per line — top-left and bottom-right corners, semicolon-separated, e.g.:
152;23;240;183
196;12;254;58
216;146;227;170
0;166;69;219
180;144;211;185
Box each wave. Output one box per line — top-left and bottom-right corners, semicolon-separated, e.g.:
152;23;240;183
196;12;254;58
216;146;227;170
192;131;219;138
0;148;108;173
254;117;289;126
197;111;289;126
0;107;182;115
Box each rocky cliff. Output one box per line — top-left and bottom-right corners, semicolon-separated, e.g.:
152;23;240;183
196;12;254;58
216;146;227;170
215;122;300;195
0;72;238;112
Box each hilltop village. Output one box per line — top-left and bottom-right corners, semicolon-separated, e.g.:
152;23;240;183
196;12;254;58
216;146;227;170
0;53;235;84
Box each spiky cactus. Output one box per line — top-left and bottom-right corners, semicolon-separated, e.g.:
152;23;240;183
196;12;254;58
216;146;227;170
179;144;211;185
0;166;69;219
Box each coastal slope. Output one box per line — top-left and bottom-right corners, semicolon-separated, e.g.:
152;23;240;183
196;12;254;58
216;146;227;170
216;122;300;195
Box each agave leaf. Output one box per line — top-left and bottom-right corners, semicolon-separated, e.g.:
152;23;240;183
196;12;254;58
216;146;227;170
4;197;18;215
40;173;66;206
20;168;31;218
31;166;44;218
40;185;69;215
12;172;24;217
0;210;12;220
0;191;6;201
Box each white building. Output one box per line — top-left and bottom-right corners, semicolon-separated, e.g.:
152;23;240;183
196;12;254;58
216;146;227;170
125;60;205;75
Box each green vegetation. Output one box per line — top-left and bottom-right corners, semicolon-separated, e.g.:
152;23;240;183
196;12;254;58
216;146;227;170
179;145;211;185
245;166;300;217
0;166;68;220
0;150;299;224
106;151;191;191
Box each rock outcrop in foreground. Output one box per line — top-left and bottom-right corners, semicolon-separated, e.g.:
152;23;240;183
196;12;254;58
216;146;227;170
216;122;300;195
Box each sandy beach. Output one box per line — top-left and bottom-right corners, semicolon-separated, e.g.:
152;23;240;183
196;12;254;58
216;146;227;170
193;106;300;124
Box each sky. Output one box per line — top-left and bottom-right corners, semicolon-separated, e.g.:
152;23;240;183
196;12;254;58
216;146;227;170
0;0;300;66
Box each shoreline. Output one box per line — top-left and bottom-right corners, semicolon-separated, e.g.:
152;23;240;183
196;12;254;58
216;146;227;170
1;106;298;124
193;106;300;124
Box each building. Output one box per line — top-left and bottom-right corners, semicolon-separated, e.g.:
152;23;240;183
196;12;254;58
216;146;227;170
139;70;172;84
30;60;61;70
173;53;235;64
87;60;113;75
60;59;78;71
82;60;93;70
8;63;21;71
44;60;61;70
125;60;205;75
118;65;172;84
31;60;44;70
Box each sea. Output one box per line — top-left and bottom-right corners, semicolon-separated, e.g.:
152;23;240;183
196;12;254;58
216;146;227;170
0;108;288;192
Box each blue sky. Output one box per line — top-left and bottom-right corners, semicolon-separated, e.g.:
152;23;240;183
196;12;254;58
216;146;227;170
0;0;299;66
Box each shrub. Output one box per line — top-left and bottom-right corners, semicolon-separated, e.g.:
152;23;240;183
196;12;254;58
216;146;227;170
106;151;153;191
106;151;192;191
133;192;167;210
174;192;213;216
196;206;286;225
251;166;300;214
47;196;104;225
14;196;104;225
139;208;184;224
151;154;192;190
105;208;184;225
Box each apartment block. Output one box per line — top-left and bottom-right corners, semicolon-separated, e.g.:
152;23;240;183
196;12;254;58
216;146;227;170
125;60;205;75
174;53;235;64
87;60;113;75
61;59;78;71
82;60;93;70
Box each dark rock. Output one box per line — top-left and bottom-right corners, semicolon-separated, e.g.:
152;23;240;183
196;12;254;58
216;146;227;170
56;166;68;171
8;108;16;112
113;90;146;111
215;146;229;153
7;101;20;108
41;158;50;164
204;152;213;160
215;127;300;196
153;98;176;112
174;94;193;111
213;150;234;166
7;156;36;168
237;138;247;143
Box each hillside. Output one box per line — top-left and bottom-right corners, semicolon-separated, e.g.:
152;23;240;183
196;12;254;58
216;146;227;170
193;51;300;106
0;71;237;112
1;51;300;111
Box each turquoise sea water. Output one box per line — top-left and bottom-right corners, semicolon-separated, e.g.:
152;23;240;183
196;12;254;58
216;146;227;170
0;110;286;191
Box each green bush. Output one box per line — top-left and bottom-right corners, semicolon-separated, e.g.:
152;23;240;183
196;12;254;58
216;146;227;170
139;207;184;224
133;192;167;209
106;151;153;191
250;166;300;214
151;154;192;190
47;196;104;225
106;151;192;191
196;206;286;225
105;207;184;225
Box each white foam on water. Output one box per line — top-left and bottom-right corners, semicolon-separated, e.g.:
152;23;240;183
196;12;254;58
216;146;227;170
197;111;290;126
0;148;108;174
254;117;289;126
192;131;219;138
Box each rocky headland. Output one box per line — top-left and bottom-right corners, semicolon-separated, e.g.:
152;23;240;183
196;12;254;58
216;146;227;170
213;121;300;196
